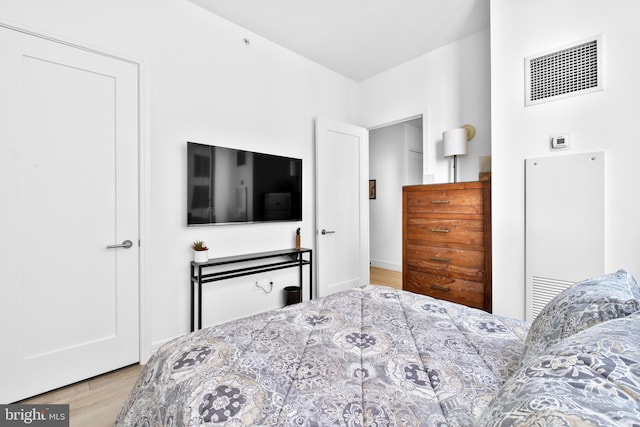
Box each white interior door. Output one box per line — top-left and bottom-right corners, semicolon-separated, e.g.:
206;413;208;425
407;149;424;185
315;117;369;297
0;26;139;403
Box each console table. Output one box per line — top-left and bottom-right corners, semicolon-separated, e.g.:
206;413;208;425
190;248;313;331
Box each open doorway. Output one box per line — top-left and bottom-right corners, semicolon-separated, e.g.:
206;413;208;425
368;117;424;289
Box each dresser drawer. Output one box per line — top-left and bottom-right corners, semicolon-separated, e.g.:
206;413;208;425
404;270;485;309
405;218;485;248
405;188;483;215
404;244;484;281
402;180;492;312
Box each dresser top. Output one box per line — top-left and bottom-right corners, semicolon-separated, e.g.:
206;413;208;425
403;181;488;192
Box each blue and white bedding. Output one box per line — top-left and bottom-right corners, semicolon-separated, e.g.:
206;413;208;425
116;270;640;426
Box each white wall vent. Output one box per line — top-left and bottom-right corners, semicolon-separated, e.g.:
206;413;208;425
525;35;603;106
530;276;575;320
525;152;604;322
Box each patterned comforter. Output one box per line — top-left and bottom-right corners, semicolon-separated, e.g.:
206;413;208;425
116;285;528;426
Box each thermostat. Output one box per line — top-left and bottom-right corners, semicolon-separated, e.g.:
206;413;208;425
550;133;571;150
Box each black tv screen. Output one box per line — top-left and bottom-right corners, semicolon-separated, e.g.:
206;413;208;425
187;142;302;225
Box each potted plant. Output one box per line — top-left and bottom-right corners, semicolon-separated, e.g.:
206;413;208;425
192;240;209;263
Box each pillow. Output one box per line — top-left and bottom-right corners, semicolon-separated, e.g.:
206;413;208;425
521;269;640;364
478;313;640;426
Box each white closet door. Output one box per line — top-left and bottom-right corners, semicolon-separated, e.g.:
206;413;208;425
0;26;139;403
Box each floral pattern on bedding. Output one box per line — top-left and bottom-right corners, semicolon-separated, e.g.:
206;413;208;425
115;286;528;426
521;269;640;365
478;312;640;426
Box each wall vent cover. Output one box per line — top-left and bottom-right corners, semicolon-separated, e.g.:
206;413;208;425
525;35;603;106
530;276;575;320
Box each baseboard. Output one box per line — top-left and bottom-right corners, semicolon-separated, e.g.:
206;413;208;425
369;260;401;272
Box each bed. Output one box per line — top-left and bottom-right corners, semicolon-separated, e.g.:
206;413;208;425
116;269;640;426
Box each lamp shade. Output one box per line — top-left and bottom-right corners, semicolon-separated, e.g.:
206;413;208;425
443;128;468;157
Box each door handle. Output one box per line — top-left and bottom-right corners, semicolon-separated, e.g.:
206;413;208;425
107;240;134;249
321;229;336;235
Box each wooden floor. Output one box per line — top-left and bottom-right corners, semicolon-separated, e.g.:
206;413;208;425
370;266;402;289
18;364;142;427
16;267;401;426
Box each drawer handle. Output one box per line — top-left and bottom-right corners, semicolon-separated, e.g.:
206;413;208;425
430;285;451;292
431;200;450;204
430;257;451;263
430;228;450;233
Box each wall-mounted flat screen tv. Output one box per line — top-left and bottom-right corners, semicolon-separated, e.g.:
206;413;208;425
187;142;302;225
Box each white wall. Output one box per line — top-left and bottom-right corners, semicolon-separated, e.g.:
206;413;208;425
0;2;497;359
369;121;421;272
491;0;640;319
0;0;359;356
359;29;492;184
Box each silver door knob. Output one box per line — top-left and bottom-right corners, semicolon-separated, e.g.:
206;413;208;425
107;240;134;249
321;229;336;235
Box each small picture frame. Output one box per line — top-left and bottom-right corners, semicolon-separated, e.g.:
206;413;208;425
369;180;376;199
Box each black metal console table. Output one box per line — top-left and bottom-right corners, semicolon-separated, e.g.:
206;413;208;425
190;248;313;331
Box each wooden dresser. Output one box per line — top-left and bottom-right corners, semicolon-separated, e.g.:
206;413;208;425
402;180;492;312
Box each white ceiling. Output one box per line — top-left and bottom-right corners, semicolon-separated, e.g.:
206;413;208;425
187;0;490;82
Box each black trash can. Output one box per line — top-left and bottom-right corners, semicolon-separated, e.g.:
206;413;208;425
283;286;302;306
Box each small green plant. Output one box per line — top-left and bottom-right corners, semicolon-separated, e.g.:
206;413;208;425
192;240;208;251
